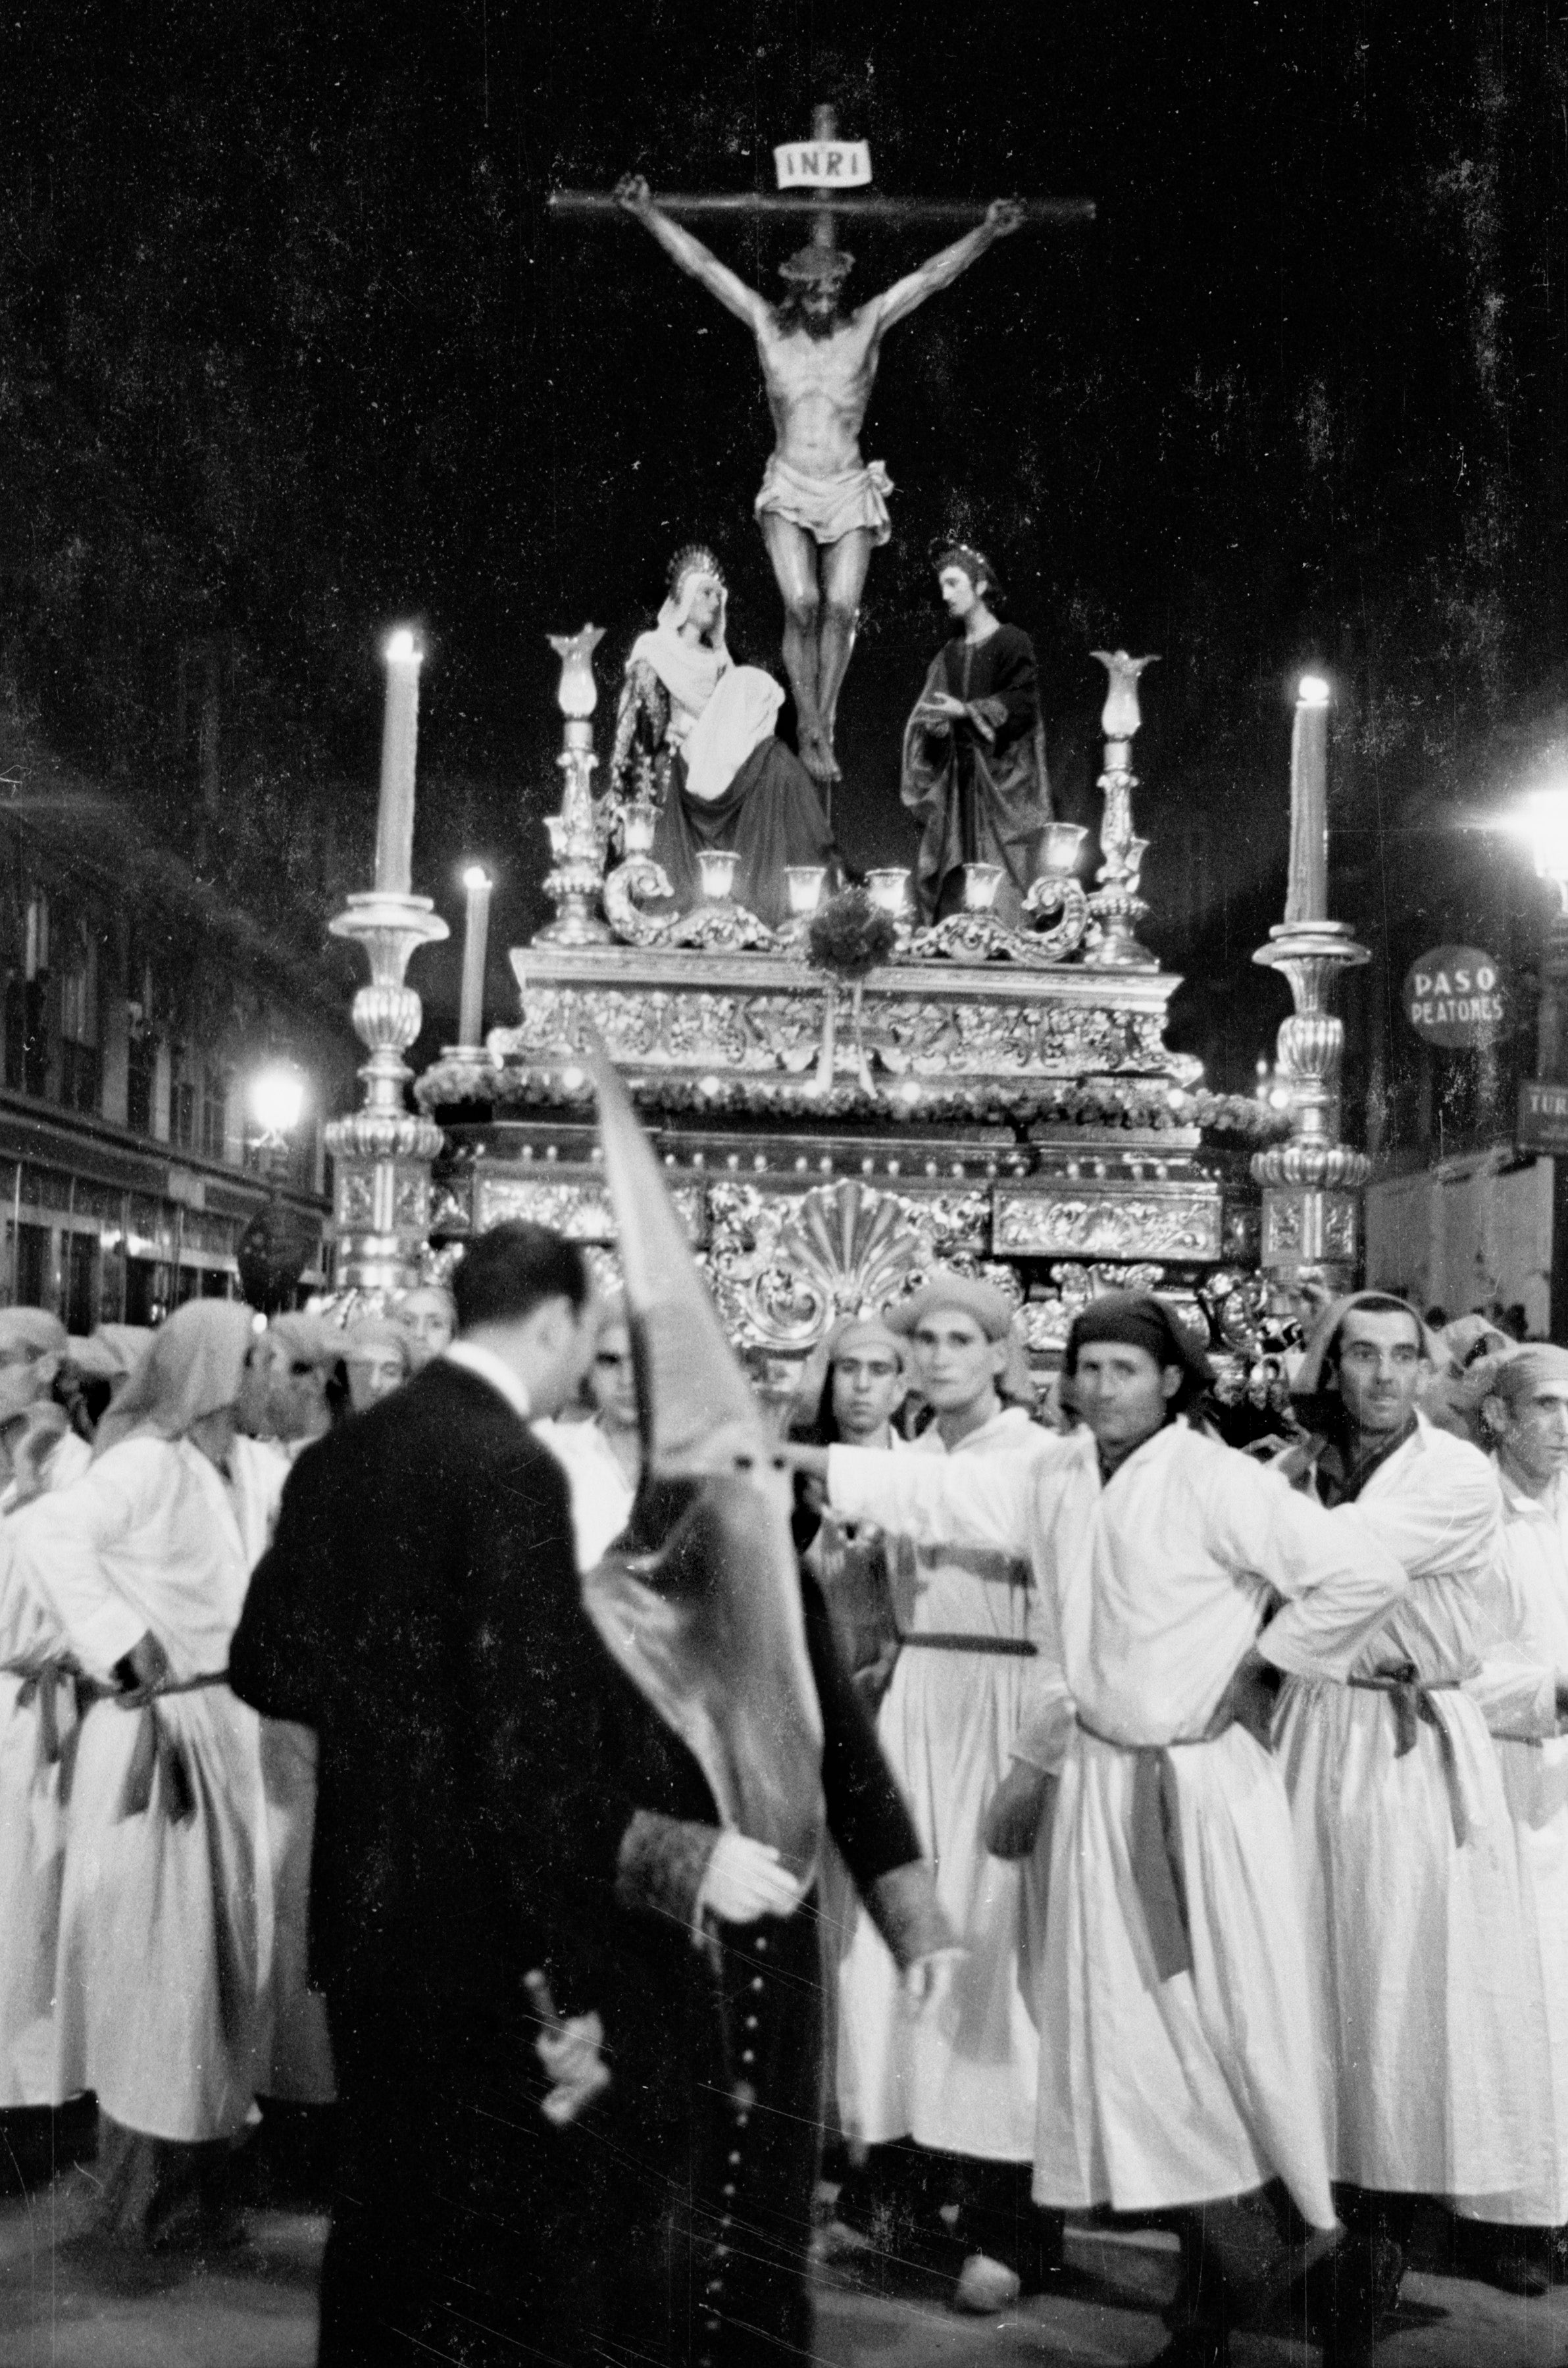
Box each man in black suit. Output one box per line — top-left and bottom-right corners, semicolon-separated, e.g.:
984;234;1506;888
230;1223;628;2368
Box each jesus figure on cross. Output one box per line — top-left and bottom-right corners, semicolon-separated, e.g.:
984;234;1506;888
615;176;1024;785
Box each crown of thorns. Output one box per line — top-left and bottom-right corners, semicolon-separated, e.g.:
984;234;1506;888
667;543;726;594
778;242;855;285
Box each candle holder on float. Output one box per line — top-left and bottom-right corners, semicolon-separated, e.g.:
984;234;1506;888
863;867;917;955
1252;678;1370;1301
776;865;829;955
654;846;777;951
1021;822;1091;959
1084;650;1159;970
535;626;613;947
601;797;675;945
910;834;1093;969
438;864;499;1097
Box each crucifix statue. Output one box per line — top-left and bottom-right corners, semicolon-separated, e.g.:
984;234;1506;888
552;111;1092;789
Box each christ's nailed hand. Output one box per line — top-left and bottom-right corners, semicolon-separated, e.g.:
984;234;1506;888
615;174;653;214
987;197;1026;236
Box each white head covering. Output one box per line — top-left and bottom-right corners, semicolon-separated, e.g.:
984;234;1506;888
0;1309;68;1361
628;570;732;720
96;1301;256;1453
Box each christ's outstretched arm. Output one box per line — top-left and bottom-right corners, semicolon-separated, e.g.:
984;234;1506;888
873;197;1026;333
615;176;768;332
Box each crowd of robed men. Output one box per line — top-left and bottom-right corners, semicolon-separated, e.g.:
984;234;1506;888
7;1186;1568;2368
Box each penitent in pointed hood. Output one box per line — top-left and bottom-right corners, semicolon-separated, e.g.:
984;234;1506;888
584;1044;825;1881
591;1045;757;1474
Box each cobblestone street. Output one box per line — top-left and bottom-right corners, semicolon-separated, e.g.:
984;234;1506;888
3;2189;1566;2368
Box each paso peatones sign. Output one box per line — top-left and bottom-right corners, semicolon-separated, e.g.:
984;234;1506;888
1402;945;1509;1049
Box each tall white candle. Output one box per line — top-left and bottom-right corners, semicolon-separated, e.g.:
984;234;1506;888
458;866;492;1047
1285;674;1330;924
374;630;422;895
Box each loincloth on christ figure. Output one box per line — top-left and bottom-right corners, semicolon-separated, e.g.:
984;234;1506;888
754;453;894;547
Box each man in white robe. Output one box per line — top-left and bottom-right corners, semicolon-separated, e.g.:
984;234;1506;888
1271;1292;1544;2362
796;1292;1408;2368
1452;1344;1568;2285
11;1301;282;2250
0;1380;92;2119
824;1275;1056;2312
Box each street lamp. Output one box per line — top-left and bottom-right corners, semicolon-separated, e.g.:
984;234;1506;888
239;1063;313;1315
1517;788;1568;1338
249;1063;306;1153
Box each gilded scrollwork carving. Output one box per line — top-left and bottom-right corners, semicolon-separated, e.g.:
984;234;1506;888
493;967;1192;1091
474;1175;705;1245
704;1178;992;1351
994;1188;1221;1261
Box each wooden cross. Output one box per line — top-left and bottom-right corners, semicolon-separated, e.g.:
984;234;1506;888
550;107;1094;803
549;104;1096;241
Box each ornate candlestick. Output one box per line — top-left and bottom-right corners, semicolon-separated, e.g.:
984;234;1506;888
326;891;449;1292
1250;922;1371;1294
325;634;450;1295
1084;649;1159;970
536;624;613;947
1252;672;1371;1298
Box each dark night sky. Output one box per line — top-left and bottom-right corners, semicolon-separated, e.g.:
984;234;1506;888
3;0;1565;1097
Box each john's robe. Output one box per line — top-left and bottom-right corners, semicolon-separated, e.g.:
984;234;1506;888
901;624;1051;927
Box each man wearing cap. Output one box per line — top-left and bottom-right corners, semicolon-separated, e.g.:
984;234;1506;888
795;1290;1409;2367
1271;1294;1544;2357
826;1272;1058;2313
790;1312;911;1693
615;174;1024;783
0;1307;68;1372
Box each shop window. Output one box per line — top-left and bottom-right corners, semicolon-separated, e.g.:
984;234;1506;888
65;1233;96;1336
9;1221;49;1308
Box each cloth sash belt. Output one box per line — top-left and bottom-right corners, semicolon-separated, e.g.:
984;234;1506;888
1077;1714;1205;1984
0;1655;113;1803
901;1632;1037;1657
115;1670;230;1827
3;1655;71;1766
1348;1662;1474;1845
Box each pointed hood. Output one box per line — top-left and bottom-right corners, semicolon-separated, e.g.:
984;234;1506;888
590;1045;760;1475
584;1044;825;1880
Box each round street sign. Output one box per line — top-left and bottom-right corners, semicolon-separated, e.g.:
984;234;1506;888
1402;944;1509;1049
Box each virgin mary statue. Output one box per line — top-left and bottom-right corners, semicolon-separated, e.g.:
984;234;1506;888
609;546;836;929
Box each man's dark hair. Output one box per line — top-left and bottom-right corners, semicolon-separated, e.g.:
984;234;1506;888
451;1222;589;1335
772;285;845;339
1321;1292;1423;1378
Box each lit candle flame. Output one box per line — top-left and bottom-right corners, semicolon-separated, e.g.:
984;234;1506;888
1297;674;1330;707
